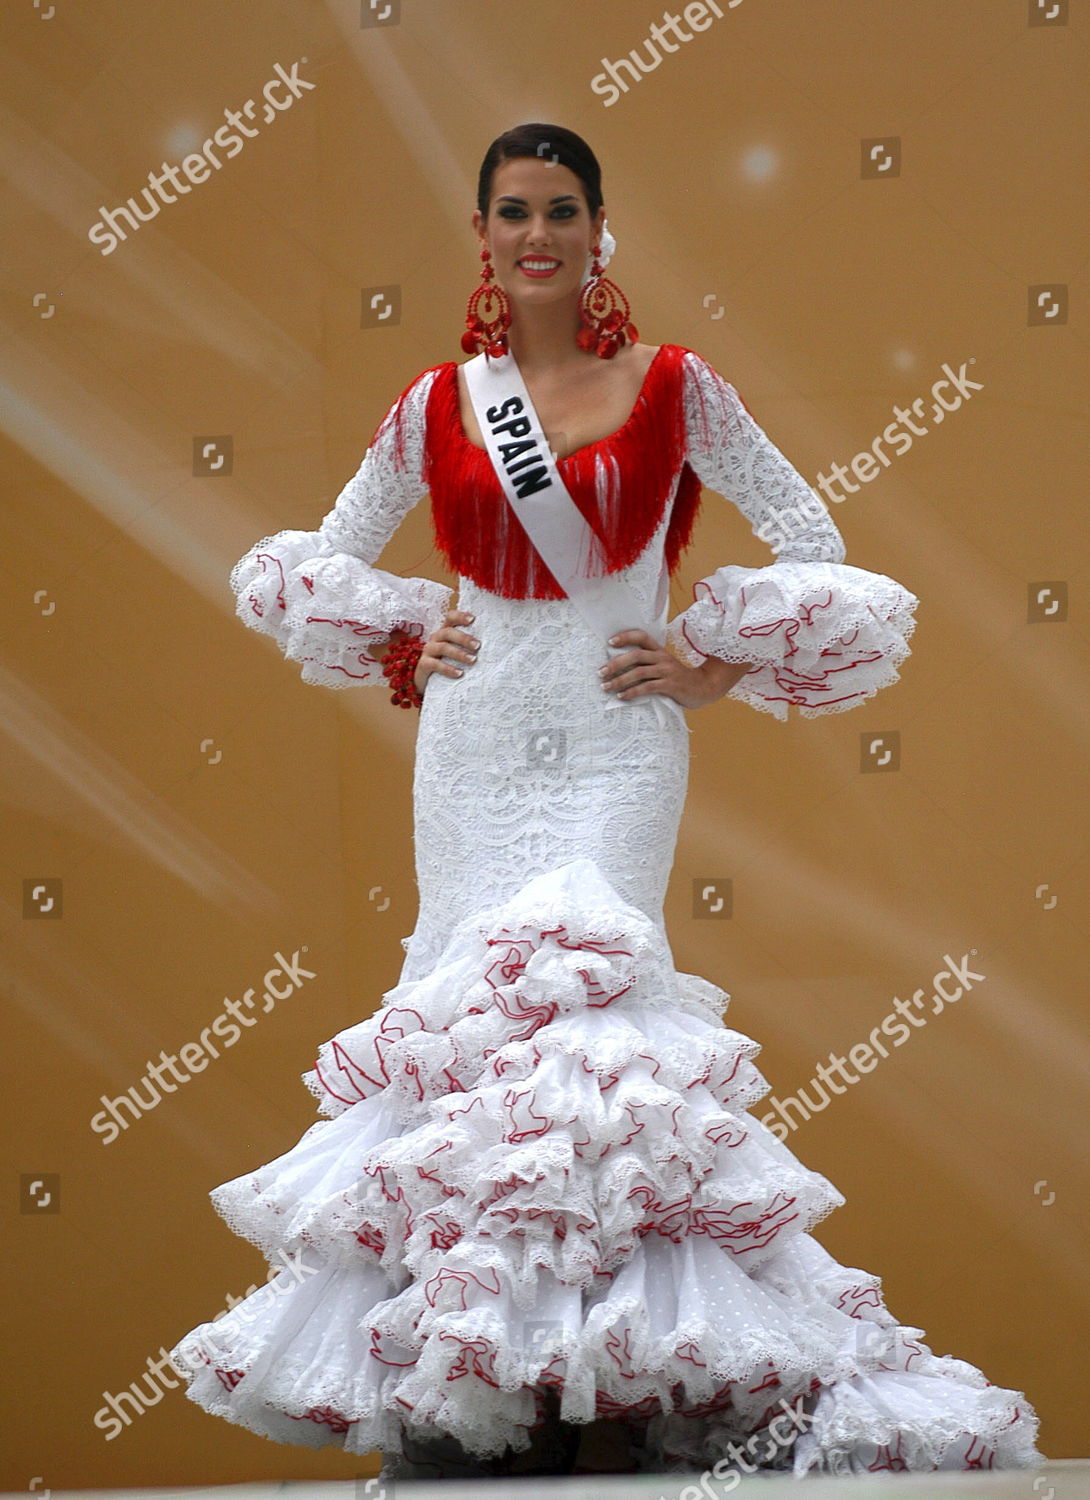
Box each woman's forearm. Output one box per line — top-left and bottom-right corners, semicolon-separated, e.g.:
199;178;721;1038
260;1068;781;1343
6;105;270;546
696;653;751;698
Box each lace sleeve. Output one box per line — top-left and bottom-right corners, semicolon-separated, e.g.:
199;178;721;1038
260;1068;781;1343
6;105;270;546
228;367;452;688
667;351;919;720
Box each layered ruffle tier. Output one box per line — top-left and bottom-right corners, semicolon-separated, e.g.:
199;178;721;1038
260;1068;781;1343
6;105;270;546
667;558;918;721
168;859;1040;1474
228;528;451;690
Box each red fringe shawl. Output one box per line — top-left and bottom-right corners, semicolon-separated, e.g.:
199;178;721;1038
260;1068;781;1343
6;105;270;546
370;342;705;601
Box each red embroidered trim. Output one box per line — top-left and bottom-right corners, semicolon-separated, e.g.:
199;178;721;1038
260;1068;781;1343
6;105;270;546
422;343;704;599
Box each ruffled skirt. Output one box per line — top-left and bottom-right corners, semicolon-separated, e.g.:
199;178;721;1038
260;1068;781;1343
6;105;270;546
167;857;1042;1475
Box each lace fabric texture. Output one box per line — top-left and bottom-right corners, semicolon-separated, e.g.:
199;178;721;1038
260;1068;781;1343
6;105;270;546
669;353;919;719
227;367;452;688
170;352;1042;1476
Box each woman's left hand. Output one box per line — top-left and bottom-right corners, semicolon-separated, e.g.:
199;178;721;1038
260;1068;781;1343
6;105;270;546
599;629;751;711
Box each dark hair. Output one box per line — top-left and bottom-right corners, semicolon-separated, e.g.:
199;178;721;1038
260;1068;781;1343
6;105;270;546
476;123;604;221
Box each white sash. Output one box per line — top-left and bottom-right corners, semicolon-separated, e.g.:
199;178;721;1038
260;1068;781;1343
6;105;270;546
463;349;683;728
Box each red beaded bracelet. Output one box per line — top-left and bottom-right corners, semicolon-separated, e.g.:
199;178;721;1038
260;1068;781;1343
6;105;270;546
380;636;425;709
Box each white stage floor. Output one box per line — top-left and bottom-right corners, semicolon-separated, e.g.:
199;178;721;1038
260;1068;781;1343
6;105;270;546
6;1462;1087;1500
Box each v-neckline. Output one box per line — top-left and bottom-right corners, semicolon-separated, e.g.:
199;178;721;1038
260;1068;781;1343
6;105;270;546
453;344;668;465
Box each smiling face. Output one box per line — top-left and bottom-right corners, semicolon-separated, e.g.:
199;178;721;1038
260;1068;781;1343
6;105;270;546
473;155;606;306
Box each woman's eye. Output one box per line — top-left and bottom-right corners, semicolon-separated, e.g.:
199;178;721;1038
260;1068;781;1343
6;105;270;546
498;207;578;219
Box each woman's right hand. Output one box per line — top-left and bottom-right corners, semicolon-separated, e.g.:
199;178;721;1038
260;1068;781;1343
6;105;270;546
410;609;480;697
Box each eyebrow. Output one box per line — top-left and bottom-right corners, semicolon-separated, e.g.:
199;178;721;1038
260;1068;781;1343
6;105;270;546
495;194;579;205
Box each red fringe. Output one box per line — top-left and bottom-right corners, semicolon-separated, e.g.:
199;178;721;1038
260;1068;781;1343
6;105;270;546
420;343;705;600
366;359;451;468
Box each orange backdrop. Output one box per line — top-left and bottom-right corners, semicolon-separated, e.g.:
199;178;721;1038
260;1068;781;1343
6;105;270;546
3;0;1085;1488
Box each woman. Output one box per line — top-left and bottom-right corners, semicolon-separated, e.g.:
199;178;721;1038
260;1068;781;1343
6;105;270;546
168;124;1043;1481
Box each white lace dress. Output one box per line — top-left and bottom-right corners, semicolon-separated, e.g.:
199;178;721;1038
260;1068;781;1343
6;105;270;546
168;350;1043;1477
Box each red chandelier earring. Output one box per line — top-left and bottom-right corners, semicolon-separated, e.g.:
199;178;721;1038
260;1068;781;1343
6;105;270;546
462;245;511;359
577;243;639;360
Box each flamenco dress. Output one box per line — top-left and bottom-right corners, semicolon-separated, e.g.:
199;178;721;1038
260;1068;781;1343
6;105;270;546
167;343;1043;1478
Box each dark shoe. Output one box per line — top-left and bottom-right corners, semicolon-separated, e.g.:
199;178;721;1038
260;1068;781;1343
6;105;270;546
491;1389;583;1477
570;1416;641;1474
381;1427;507;1481
381;1390;582;1482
